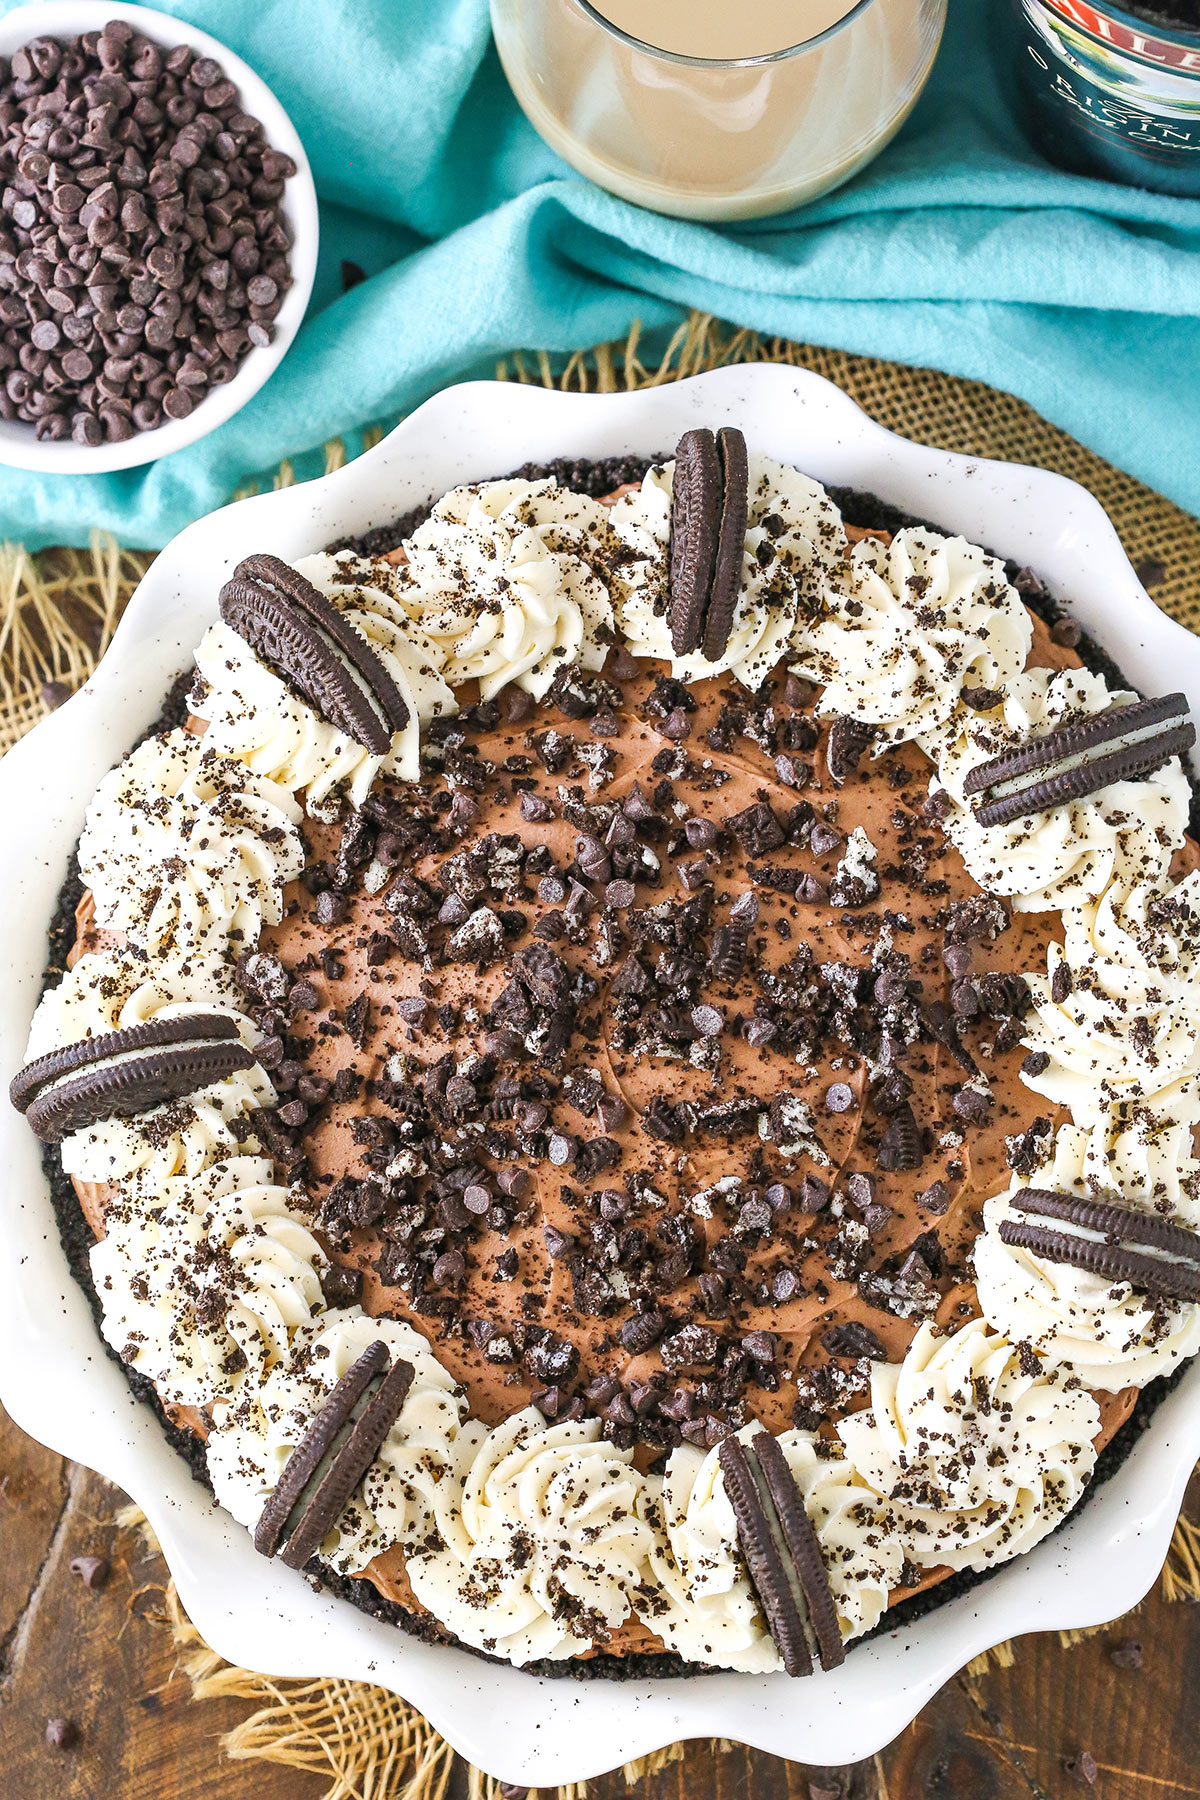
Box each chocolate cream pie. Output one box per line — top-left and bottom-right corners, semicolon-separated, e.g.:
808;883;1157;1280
14;429;1200;1678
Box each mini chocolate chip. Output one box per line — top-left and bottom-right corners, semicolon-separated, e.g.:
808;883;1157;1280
684;816;718;850
943;941;973;980
784;673;815;707
825;1082;856;1114
1109;1636;1143;1669
1050;616;1083;648
795;873;828;905
801;1173;830;1212
46;1719;78;1751
605;878;636;907
547;1132;578;1166
916;1179;951;1214
810;821;842;856
322;1262;363;1308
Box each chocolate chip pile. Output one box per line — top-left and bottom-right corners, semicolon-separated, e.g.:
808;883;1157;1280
0;20;295;445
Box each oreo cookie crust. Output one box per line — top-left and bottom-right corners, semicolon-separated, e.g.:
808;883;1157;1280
965;692;1195;829
10;1013;254;1142
1001;1188;1200;1305
219;553;410;755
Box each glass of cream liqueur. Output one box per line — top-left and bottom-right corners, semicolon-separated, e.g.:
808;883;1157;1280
490;0;948;220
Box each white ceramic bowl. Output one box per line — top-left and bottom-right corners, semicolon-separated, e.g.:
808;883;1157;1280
0;1;318;473
1;364;1197;1785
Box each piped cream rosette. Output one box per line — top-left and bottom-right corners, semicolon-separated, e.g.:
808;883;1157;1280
383;478;618;701
207;1309;468;1576
78;729;305;957
925;667;1192;914
638;1427;902;1669
193;551;457;810
793;527;1032;748
91;1155;328;1412
27;945;273;1188
974;1122;1200;1391
609;453;846;690
1020;871;1200;1125
838;1318;1100;1572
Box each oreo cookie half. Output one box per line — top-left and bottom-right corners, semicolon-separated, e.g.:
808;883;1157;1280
669;429;722;657
701;427;750;664
219;553;410;756
999;1187;1200;1305
963;693;1194;830
10;1014;255;1142
254;1340;415;1570
719;1429;844;1677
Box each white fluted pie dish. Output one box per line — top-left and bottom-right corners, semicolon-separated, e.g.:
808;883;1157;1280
1;363;1198;1784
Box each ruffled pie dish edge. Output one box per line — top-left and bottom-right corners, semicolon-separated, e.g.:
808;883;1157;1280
30;465;1194;1683
2;358;1200;1778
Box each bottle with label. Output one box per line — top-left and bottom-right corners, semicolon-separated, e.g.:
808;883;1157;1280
999;1;1200;195
490;0;948;221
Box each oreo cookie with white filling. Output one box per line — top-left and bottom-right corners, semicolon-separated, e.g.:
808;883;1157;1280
719;1429;843;1676
963;693;1194;829
999;1187;1200;1304
701;427;750;663
219;554;410;756
254;1340;415;1569
10;1014;255;1142
669;429;722;657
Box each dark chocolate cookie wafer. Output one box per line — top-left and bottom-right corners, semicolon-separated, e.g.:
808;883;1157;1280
219;553;410;755
10;1015;255;1143
720;1431;844;1676
280;1354;416;1569
669;429;721;658
750;1430;844;1671
701;427;749;664
1000;1187;1200;1304
254;1340;390;1557
964;693;1194;829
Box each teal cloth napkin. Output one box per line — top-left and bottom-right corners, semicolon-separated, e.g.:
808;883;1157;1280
4;0;1200;549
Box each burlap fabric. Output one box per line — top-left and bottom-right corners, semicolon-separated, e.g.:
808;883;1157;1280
8;313;1200;1800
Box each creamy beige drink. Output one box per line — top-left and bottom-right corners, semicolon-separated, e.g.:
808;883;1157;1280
490;0;947;220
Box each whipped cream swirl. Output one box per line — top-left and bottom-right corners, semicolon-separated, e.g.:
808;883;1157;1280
27;945;272;1187
90;1155;327;1410
926;667;1191;913
793;528;1032;748
609;455;846;691
194;551;456;810
25;945;245;1059
404;1406;653;1664
386;479;616;701
78;730;305;957
207;1309;466;1575
1021;871;1200;1123
838;1317;1100;1572
974;1123;1200;1391
640;1427;901;1667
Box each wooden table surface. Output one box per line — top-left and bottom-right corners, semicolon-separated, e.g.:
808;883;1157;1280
1;1401;1195;1800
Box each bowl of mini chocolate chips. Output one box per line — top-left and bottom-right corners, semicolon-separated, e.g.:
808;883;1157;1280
0;2;318;471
